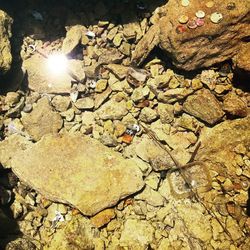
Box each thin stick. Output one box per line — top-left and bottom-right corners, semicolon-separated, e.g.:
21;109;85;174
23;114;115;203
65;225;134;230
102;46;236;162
139;122;236;243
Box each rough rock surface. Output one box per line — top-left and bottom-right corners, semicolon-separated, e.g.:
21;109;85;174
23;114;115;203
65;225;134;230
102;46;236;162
0;134;32;168
183;89;225;125
197;116;250;175
120;219;155;248
21;97;63;141
44;215;99;250
132;0;250;72
10;133;144;216
23;55;85;94
0;10;13;75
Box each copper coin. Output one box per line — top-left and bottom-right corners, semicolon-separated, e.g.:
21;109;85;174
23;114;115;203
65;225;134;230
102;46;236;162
187;19;198;29
176;24;187;34
196;18;205;27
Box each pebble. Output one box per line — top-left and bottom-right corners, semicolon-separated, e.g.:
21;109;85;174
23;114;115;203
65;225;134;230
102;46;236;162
210;12;223;24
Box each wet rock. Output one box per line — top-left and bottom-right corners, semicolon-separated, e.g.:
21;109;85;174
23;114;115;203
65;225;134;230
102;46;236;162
139;107;158;123
223;92;248;117
9;133;144;216
120;219;155;248
0;10;13;75
0;134;32;168
21;97;63;141
51;95;71;112
233;42;250;76
97;99;128;120
74;97;94;110
183;89;225;125
135;185;165;207
132;0;250;72
177;203;212;242
157;103;174;124
23;55;85;94
45;215;98;250
94;87;112;109
157;88;193;103
197;116;250;176
62;25;85;54
90;208;116;228
5;237;36;250
4;92;21;107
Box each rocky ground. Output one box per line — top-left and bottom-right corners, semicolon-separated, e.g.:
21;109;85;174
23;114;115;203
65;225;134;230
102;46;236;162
0;0;250;249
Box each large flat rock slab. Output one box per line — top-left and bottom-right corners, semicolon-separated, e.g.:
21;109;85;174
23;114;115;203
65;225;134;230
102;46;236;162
23;54;85;94
10;133;144;216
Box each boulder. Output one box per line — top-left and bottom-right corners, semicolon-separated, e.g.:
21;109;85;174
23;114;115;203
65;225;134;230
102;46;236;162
0;10;13;75
132;0;250;73
9;133;144;216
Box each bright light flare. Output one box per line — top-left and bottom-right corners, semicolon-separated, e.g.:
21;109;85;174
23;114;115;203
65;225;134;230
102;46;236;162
47;53;68;75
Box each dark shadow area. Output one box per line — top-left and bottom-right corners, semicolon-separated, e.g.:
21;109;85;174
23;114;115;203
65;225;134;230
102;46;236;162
246;188;250;217
0;167;20;249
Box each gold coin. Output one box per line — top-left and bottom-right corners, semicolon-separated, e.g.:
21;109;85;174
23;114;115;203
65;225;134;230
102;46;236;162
178;15;189;24
205;1;215;8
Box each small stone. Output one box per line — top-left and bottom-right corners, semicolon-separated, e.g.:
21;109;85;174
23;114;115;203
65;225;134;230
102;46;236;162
227;2;236;10
139;107;158;123
178;15;189;24
120;219;155;247
90;208;116;228
223;92;248;117
61;108;75;122
191;78;203;90
51;95;71;112
210;12;223;24
157;103;174;124
95;79;108;93
21;97;63;141
75;97;94;110
113;33;123;47
183;89;225;125
97;99;128;120
5;92;21;107
131;86;145;103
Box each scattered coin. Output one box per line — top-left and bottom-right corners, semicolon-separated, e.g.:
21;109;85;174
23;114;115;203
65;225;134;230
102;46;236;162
187;19;198;29
227;2;236;10
210;12;223;23
196;18;205;27
176;25;187;34
181;0;190;7
205;1;214;8
195;10;205;18
178;15;189;24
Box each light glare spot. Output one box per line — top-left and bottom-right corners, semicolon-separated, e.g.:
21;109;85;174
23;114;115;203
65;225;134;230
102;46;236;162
47;54;68;75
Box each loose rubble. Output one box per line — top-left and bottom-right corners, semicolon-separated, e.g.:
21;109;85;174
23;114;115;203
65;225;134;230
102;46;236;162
0;0;249;249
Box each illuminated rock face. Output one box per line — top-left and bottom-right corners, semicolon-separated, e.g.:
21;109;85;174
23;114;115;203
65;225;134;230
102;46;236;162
132;0;250;73
0;10;13;75
23;54;85;94
9;133;145;216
